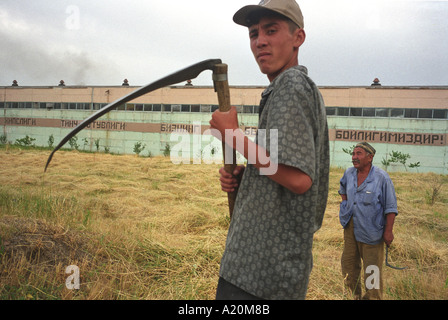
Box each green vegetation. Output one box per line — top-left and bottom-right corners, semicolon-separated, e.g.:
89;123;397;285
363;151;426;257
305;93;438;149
133;141;146;156
15;135;36;147
382;150;421;172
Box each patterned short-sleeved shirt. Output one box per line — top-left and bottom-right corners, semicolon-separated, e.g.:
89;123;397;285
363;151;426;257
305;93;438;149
219;65;330;300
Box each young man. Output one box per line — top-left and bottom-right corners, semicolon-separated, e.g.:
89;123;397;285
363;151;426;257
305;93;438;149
339;142;398;299
209;0;329;300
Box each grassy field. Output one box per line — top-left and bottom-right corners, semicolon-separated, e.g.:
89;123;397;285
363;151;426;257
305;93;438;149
0;146;447;300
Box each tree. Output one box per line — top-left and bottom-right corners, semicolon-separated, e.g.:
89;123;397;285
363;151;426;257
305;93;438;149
382;150;420;172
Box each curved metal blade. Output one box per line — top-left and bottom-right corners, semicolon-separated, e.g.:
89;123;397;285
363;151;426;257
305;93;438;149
386;246;408;270
44;59;222;172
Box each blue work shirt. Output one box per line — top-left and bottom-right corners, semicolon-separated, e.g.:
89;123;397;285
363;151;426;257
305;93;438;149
339;165;398;245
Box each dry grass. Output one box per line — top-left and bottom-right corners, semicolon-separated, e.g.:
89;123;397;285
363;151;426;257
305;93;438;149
0;147;447;300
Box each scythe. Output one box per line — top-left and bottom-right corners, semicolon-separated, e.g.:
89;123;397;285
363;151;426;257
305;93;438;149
385;246;408;270
44;59;238;217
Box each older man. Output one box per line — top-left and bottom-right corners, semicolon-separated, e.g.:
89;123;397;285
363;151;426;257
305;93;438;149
339;142;398;300
210;0;329;300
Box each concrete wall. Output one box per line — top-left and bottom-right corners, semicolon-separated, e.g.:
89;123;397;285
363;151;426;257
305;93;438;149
327;117;448;173
1;85;447;174
320;86;448;109
2;108;447;174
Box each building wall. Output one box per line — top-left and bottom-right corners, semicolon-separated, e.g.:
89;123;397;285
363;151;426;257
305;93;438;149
320;86;448;109
1;85;447;174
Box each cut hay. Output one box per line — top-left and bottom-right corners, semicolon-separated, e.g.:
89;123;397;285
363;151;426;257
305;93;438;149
0;147;447;300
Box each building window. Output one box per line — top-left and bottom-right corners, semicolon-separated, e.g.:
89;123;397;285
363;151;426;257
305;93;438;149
201;105;211;113
418;109;433;119
326;107;336;116
350;108;362;117
375;108;389;117
405;109;418;118
433;109;447;119
3;99;448;119
362;108;375;117
390;109;404;118
337;107;349;116
243;105;254;113
77;103;90;110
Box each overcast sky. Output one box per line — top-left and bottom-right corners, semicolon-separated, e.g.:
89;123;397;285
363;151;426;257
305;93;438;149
1;0;447;87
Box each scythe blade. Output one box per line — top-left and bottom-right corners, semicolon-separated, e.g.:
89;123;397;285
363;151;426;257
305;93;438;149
44;59;222;172
386;246;408;270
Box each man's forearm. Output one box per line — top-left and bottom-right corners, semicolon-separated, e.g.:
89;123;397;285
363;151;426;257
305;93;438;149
385;213;396;233
225;128;312;194
383;212;396;246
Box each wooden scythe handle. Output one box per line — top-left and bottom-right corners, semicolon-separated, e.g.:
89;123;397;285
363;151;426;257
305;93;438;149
213;63;238;219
